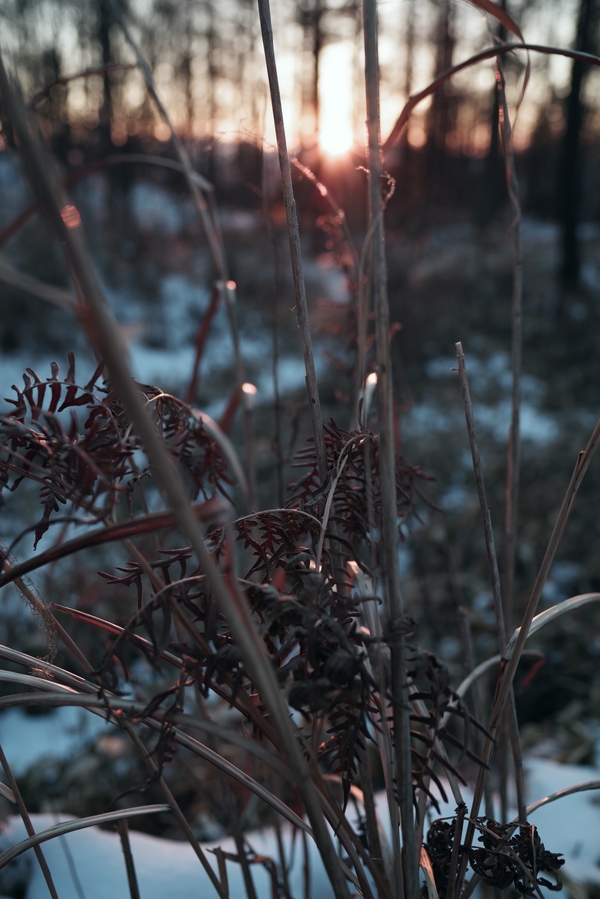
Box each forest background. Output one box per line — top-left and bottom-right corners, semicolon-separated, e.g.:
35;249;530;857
1;0;600;896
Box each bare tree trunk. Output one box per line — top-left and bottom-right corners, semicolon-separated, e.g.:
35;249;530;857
299;0;326;146
559;0;598;286
426;0;455;151
98;0;113;151
425;0;455;214
403;0;415;102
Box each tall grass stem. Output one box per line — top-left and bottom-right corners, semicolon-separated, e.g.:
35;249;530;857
363;1;416;895
257;0;327;482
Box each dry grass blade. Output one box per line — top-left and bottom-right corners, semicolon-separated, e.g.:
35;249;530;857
467;0;524;40
103;2;251;477
524;780;600;816
0;744;60;899
384;43;600;152
0;690;312;836
460;414;600;890
503;592;600;658
420;846;441;899
455;341;527;828
455;341;506;649
492;41;525;633
443;649;543;719
0;807;171;869
493;416;600;726
122;721;227;899
257;0;327;482
0;259;76;309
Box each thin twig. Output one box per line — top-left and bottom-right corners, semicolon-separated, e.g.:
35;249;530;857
185;284;220;403
383;42;600;152
257;0;327;482
455;341;505;650
357;751;384;878
456;606;494;819
446;803;466;899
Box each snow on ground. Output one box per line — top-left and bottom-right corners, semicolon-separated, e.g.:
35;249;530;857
0;813;332;899
525;758;600;889
0;709;108;778
0;757;599;899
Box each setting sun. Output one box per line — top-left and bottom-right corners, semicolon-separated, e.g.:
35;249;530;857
319;41;354;157
320;120;354;157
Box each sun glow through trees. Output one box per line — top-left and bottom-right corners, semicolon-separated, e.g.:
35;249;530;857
319;41;355;157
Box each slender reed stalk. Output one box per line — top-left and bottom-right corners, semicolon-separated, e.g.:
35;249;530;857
455;342;505;649
0;744;60;899
274;819;293;899
456;606;494;818
456;340;527;834
496;53;523;631
357;750;384;876
115;821;141;899
185;284;220;403
241;381;258;509
458;415;600;896
363;2;416;896
262;150;284;506
256;0;327;482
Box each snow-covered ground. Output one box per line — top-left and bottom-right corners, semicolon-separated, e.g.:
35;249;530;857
0;812;331;899
0;755;599;899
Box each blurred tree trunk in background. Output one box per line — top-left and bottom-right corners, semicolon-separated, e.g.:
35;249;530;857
559;0;599;287
97;0;114;152
426;0;455;151
425;0;456;213
298;0;326;148
403;0;415;103
477;4;507;229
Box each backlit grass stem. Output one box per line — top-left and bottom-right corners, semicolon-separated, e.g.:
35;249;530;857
363;1;417;896
257;0;328;482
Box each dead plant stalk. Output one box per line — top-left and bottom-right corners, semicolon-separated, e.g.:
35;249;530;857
363;0;417;896
257;0;328;482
